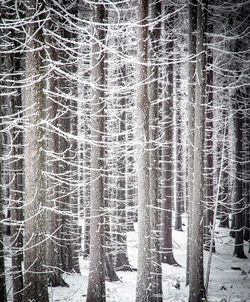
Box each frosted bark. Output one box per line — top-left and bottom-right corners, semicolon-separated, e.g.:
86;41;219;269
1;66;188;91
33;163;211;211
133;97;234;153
188;0;207;301
23;1;49;301
86;4;106;302
135;1;152;301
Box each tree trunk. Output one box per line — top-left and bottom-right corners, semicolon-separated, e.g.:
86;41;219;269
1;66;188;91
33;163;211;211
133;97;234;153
86;4;106;302
233;101;247;259
188;0;207;301
9;51;24;301
115;64;132;271
148;1;163;301
186;0;197;286
135;1;152;301
46;23;69;286
161;4;179;266
175;55;183;232
23;1;49;301
204;19;215;253
0;62;7;302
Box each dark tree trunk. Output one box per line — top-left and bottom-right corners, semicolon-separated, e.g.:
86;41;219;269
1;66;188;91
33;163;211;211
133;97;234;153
0;62;7;302
244;205;250;241
233;101;247;259
204;19;215;253
115;65;132;271
23;1;49;301
9;52;24;301
175;54;183;232
186;0;197;286
161;4;179;266
86;4;106;302
148;1;163;300
188;0;207;301
83;207;90;258
135;1;152;301
218;111;230;229
46;19;69;286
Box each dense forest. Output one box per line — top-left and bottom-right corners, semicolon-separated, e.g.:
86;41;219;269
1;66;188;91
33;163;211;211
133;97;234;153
0;0;250;301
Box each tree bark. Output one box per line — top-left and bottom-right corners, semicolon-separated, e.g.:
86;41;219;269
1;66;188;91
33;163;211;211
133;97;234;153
86;4;106;302
204;18;215;253
233;101;247;259
188;0;207;301
135;1;152;301
175;55;183;232
23;1;49;301
9;53;24;301
0;61;7;302
161;4;179;266
186;0;197;286
148;1;163;300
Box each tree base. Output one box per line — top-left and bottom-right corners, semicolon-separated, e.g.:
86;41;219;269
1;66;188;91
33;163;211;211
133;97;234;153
48;273;69;287
234;252;248;259
115;263;137;272
162;253;180;266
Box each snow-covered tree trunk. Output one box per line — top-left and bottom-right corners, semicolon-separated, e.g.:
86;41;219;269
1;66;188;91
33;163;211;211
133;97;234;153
9;53;24;301
135;1;152;301
204;17;215;252
0;73;7;302
86;3;106;302
233;100;247;259
148;1;163;300
23;1;49;301
115;65;131;271
46;22;68;286
188;0;207;301
175;55;183;232
186;0;197;286
161;4;178;266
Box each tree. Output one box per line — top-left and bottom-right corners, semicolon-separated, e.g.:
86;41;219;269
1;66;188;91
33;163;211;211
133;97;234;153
175;51;183;232
9;54;24;301
22;0;49;301
233;100;247;259
135;0;152;301
46;12;69;286
0;67;7;302
186;0;197;285
161;3;179;266
203;10;215;252
188;0;207;301
148;0;163;300
86;3;106;302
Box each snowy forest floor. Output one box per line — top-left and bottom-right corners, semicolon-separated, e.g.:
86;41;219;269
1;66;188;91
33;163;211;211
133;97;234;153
5;217;250;302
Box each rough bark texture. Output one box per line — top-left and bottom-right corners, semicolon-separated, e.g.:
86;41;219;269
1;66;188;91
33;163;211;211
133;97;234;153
148;1;163;300
135;1;152;301
161;4;179;266
233;103;247;259
3;23;24;300
0;75;7;302
175;56;183;232
188;0;207;301
86;4;106;302
204;19;215;253
115;64;132;271
23;1;49;301
186;0;197;285
9;53;24;301
46;26;69;286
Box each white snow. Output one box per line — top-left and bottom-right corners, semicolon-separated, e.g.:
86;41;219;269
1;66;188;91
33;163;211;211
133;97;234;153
5;217;250;301
48;218;250;302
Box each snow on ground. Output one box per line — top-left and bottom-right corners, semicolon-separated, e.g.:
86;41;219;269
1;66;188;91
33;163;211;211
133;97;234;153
48;218;250;302
5;218;250;302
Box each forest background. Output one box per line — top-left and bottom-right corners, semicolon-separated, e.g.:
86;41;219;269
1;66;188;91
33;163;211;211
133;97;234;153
0;0;250;301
